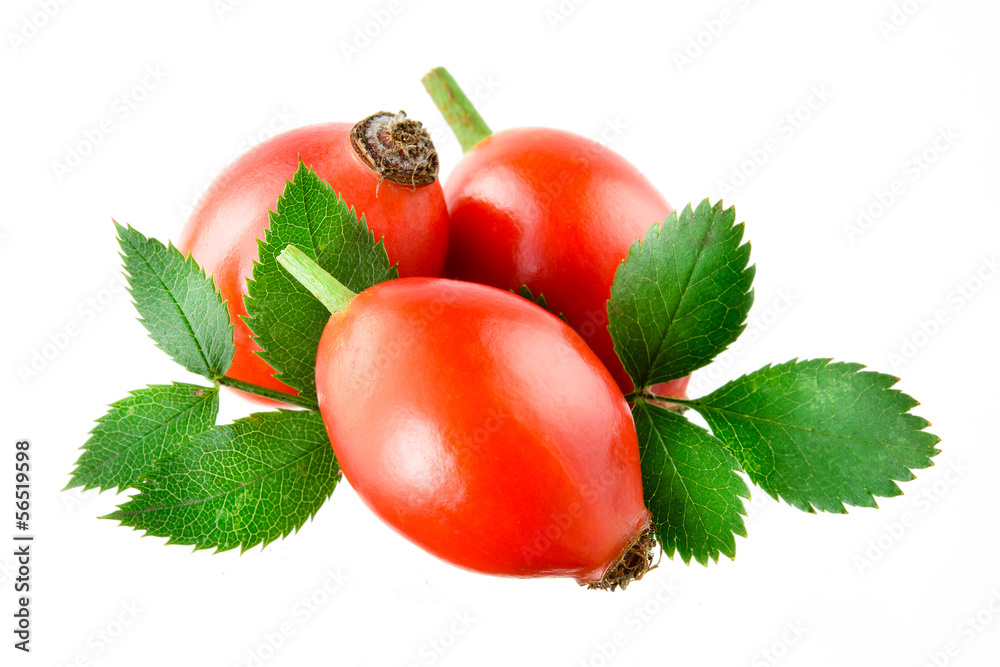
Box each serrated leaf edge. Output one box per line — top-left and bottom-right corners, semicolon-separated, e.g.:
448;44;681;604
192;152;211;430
64;382;219;495
688;357;941;514
102;410;339;554
634;400;751;567
115;221;234;379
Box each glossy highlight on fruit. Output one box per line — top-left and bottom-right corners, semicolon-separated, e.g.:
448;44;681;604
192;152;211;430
422;67;688;400
443;126;680;396
313;277;652;587
178;112;449;399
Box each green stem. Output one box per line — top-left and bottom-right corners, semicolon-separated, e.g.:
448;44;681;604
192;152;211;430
649;395;695;406
277;245;357;314
216;377;319;410
421;67;493;153
626;392;697;407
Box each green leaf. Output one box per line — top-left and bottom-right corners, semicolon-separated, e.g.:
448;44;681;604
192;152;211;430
105;410;340;553
116;222;234;379
687;359;941;513
517;285;567;322
608;199;754;391
244;162;397;402
66;383;219;493
632;400;750;565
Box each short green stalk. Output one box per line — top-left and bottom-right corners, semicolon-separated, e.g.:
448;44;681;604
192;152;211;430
276;245;357;315
215;376;318;410
421;67;493;153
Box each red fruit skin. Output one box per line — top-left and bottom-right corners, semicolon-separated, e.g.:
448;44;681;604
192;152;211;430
443;127;687;398
653;375;691;404
177;123;449;398
316;278;650;583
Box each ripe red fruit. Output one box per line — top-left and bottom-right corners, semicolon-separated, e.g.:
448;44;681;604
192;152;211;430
178;112;449;400
423;69;688;401
278;247;654;589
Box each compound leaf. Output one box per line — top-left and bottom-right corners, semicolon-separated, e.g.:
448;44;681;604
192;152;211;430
608;199;754;391
66;383;219;493
633;400;750;565
117;222;234;378
688;359;941;513
105;409;340;553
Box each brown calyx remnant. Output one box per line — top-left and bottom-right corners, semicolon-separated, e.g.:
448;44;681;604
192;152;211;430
350;111;439;188
587;526;659;592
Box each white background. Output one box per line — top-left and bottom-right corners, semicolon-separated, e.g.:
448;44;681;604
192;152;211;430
2;0;998;665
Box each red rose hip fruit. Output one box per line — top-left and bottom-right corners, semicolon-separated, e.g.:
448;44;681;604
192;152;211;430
178;112;449;400
423;68;689;402
278;247;654;589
